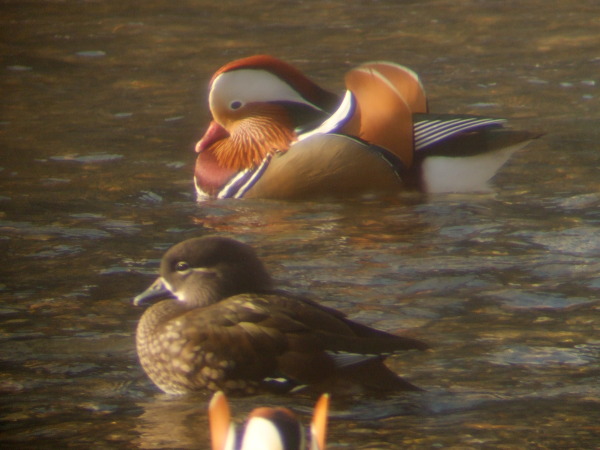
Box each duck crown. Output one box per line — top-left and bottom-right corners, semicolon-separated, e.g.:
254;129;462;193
210;55;339;112
159;236;273;307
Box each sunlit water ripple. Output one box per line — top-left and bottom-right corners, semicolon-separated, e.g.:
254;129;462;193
1;0;599;447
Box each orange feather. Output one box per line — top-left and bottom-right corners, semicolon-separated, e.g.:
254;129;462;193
212;104;296;170
359;62;428;114
209;391;232;450
342;66;415;167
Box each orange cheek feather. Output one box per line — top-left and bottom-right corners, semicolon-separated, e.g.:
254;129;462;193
206;104;296;171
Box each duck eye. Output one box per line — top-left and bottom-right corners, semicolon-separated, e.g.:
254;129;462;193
175;261;190;272
229;100;243;110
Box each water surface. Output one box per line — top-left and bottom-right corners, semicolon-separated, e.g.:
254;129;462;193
1;0;599;448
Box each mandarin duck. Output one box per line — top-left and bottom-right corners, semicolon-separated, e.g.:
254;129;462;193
209;391;329;450
194;55;540;200
133;236;428;395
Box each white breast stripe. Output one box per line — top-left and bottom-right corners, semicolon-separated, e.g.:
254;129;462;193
217;169;253;199
233;154;273;199
194;176;211;200
297;90;355;141
415;118;506;151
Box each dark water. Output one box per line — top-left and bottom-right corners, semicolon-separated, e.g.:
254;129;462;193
1;0;599;448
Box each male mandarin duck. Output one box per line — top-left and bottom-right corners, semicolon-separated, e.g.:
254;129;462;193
133;236;428;395
194;55;540;200
209;391;329;450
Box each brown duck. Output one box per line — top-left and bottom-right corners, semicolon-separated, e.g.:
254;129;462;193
133;236;428;395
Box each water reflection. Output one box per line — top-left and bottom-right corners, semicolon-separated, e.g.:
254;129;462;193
135;396;207;449
2;0;600;448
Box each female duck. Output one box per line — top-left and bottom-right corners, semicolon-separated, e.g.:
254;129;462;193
133;236;428;395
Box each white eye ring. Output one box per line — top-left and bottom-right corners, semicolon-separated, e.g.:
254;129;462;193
175;261;190;272
229;100;243;110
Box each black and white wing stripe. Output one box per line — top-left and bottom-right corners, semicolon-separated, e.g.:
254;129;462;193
414;116;506;151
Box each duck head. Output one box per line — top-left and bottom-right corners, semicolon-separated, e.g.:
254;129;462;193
209;391;329;450
133;236;273;309
195;56;340;186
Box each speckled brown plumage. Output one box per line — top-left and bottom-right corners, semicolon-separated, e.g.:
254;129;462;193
133;236;428;395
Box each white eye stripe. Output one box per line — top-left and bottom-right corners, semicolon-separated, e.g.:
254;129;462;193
191;267;213;273
210;69;321;112
171;268;214;302
175;267;213;274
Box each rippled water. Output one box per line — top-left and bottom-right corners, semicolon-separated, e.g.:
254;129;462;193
2;0;599;448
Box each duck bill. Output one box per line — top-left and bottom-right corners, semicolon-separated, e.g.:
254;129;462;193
133;277;172;306
195;120;229;153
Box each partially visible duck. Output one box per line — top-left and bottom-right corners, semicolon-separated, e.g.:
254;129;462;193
209;391;329;450
194;55;540;200
133;236;428;395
